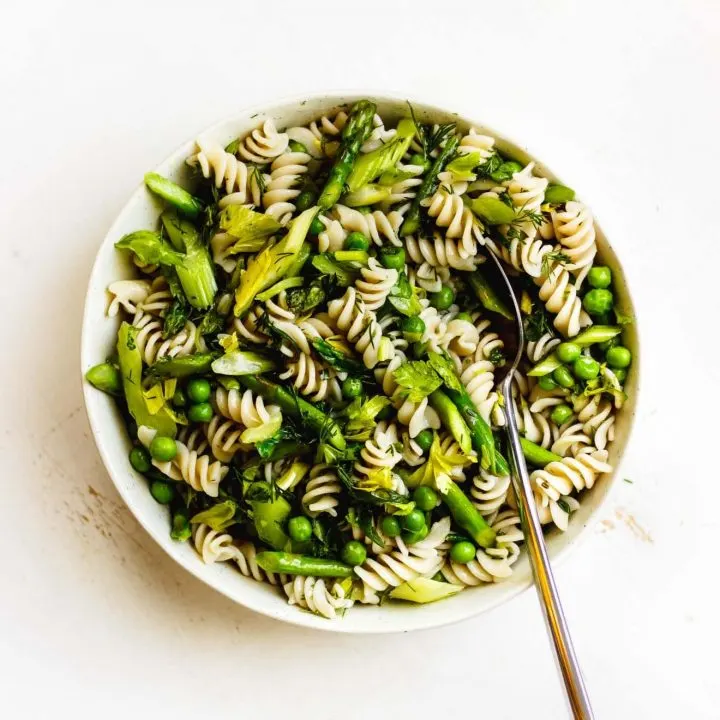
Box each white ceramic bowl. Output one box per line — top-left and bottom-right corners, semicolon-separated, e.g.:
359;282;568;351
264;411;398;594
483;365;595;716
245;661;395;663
81;92;639;633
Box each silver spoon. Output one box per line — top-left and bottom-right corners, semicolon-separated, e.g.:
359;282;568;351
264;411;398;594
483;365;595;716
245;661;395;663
484;250;595;720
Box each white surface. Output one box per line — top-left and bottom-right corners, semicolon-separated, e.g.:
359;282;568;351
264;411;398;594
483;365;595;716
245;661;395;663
1;0;718;717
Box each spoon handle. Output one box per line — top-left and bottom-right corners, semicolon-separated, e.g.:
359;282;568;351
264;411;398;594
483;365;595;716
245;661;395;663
503;388;595;720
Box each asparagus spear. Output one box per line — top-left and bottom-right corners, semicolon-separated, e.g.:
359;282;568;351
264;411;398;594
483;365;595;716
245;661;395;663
317;100;377;209
400;134;460;236
467;271;513;320
441;481;496;548
237;375;346;450
256;552;354;578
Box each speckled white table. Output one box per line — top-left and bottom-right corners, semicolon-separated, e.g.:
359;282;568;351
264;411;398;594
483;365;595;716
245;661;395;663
1;1;718;718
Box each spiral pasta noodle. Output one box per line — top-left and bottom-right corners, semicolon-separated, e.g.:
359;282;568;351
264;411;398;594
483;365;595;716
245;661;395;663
396;396;441;438
107;279;151;317
263;150;311;224
214;387;282;435
536;263;592;338
333;204;404;248
132;314;201;365
404;232;478;271
238;119;289;164
355;257;398;311
286;110;348;158
327;287;394;369
278;352;341;403
459;358;502;426
301;464;342;517
552;201;597;272
138;426;228;497
204;414;246;463
424;187;483;252
283;576;354;619
458;127;495;164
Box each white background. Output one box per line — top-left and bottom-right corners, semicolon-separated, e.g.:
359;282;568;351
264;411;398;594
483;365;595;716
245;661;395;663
1;1;718;718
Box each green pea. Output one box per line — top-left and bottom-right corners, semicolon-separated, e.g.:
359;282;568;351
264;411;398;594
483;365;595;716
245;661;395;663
309;215;325;236
408;153;429;169
341;540;367;566
381;515;402;538
538;375;558;392
551;404;574;426
288;516;313;543
402;525;429;545
573;356;600;381
149;436;177;462
188;402;213;423
401;509;426;533
295;189;316;213
583;288;614;316
401;315;425;343
288;140;307;153
170;508;191;541
85;362;121;395
613;368;627;384
588;266;612;289
341;377;363;399
606;346;632;369
379;246;406;270
450;541;476;564
172;388;186;408
187;378;211;403
430;285;454;310
414;429;434;454
345;231;370;251
150;480;175;505
552;366;575;389
413;486;438;511
129;446;151;473
556;342;581;364
455;312;472;322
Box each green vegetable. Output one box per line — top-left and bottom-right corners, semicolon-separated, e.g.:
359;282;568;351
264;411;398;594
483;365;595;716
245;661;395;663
318;100;377;209
211;350;276;376
172;388;186;408
285;242;313;278
413;486;438;511
188;402;213;423
85;362;121;395
117;323;176;436
150;480;175;505
170;506;191;542
309;215;325;235
408;153;429;169
400;133;459;236
129;446;151;473
520;438;562;467
288;516;313;543
289;140;307;153
573;356;600;380
334;250;369;264
556;342;581;363
115;231;184;268
284;282;325;314
450;540;476;564
530;354;563;377
553;366;575;388
255;276;304;302
538;375;557;391
393;361;443;403
147;353;217;379
344;396;392;441
401;509;426;533
251;494;292;551
256;552;354;578
343;184;391;207
161;211;217;310
234;207;316;317
187;378;211;403
144;172;203;217
345;232;370;251
379;246;406;270
216;205;283;253
614;368;627;384
588;266;612;289
544;184;576;205
429;285;454;310
381;515;401;538
346;117;415;191
488;160;523;183
402;525;429;545
238;375;345;450
401;316;425;343
470;196;517;225
341;540;367;566
295;189;316;213
445;151;482;180
161;299;188;339
389;577;462;604
190;500;237;531
428;389;473;455
341;377;363;399
467;272;513;320
441;481;495;548
414;429;434;454
311;252;360;287
388;278;423;317
583;288;614;316
149;435;177;462
606;346;632;369
311;339;366;376
573;325;622;345
551;404;573;425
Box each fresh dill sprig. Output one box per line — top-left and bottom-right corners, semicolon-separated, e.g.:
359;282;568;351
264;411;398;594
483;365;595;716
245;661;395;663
541;249;571;278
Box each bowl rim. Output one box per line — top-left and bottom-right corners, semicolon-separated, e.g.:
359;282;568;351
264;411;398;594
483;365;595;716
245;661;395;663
81;89;640;634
